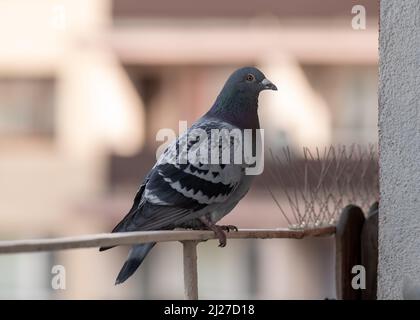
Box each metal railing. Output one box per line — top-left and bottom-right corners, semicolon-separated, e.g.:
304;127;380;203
0;227;335;299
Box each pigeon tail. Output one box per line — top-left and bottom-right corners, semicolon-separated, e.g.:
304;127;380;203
115;242;156;285
99;245;114;252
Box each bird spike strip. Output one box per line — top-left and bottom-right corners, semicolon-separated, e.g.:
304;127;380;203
265;144;378;230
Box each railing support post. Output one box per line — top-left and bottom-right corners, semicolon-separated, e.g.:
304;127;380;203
182;240;199;300
361;202;378;300
335;205;366;300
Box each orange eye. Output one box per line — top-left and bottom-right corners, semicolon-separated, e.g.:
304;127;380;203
246;74;255;82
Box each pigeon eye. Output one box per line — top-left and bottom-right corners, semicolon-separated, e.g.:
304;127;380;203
246;74;255;82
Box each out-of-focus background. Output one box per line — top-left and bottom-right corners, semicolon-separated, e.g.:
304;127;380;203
0;0;378;299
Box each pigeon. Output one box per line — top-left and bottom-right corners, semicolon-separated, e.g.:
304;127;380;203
100;67;277;284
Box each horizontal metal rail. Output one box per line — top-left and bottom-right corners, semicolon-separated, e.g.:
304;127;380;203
0;227;335;254
0;227;335;299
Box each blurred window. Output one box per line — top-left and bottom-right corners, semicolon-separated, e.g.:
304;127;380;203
0;78;55;138
303;65;378;144
0;252;54;299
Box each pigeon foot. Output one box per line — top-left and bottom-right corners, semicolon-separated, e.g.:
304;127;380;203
199;216;227;247
219;225;238;232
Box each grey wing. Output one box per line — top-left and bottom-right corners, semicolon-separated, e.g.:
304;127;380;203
113;119;245;232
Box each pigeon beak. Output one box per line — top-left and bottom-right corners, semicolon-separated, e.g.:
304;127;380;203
261;78;278;91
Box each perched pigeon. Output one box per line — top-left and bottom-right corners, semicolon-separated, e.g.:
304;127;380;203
100;67;277;284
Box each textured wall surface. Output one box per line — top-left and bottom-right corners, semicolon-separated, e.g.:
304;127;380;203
379;1;420;299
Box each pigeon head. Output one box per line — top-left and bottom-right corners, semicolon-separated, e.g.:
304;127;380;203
207;67;277;128
212;67;277;110
223;67;278;94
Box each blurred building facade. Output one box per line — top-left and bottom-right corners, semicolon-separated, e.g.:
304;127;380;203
0;0;378;299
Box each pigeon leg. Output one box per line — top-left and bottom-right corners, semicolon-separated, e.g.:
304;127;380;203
199;216;227;247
